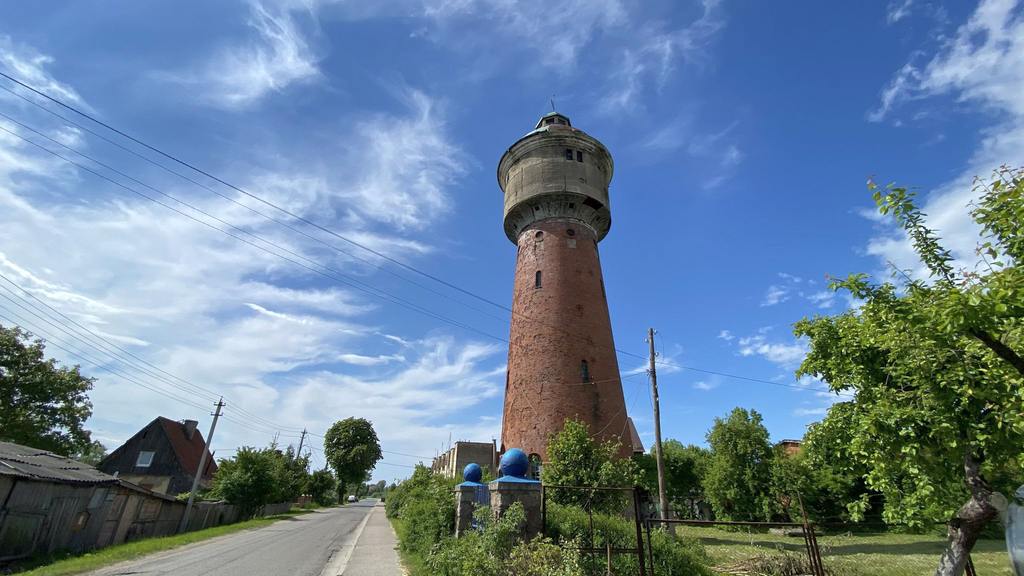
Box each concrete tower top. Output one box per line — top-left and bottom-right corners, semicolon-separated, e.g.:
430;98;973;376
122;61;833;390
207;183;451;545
497;113;614;244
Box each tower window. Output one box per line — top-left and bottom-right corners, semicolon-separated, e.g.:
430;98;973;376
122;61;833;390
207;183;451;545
580;359;590;382
576;150;583;162
565;148;573;160
535;270;542;289
566;228;575;237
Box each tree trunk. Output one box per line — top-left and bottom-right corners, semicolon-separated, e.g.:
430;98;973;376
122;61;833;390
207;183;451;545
934;452;998;576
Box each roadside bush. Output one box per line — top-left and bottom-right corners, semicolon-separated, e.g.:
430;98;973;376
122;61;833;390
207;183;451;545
385;464;456;556
428;503;586;576
546;502;712;576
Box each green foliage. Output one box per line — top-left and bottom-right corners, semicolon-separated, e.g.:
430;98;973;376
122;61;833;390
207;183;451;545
0;324;96;456
794;168;1024;569
210;444;309;517
385;464;457;556
72;440;107;466
704;408;774;521
427;503;587;576
648;441;709;518
306;469;338;506
323;417;383;494
541;418;639;513
545;502;711;576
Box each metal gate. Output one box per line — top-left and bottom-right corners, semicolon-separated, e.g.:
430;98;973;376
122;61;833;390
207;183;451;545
541;484;651;575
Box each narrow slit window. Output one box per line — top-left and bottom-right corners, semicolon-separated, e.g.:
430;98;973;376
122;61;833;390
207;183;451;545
535;270;542;289
565;148;573;160
580;359;590;382
576;150;583;162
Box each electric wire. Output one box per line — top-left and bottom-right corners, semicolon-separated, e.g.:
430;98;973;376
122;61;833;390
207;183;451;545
0;76;838;400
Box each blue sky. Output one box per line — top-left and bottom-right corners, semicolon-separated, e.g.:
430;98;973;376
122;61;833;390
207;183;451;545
1;0;1020;481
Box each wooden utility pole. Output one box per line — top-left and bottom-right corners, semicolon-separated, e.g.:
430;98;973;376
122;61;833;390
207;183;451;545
647;328;669;527
296;428;307;460
179;398;224;533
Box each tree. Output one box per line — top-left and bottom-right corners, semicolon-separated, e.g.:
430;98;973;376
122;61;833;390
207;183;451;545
323;417;382;497
704;407;773;521
73;440;108;466
799;404;880;523
0;324;96;456
638;441;710;519
306;469;338;506
274;445;310;504
541;419;639;513
210;447;279;518
794;168;1024;575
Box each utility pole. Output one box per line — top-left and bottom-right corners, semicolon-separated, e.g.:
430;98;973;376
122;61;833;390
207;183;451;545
647;328;669;528
179;398;224;533
296;428;307;460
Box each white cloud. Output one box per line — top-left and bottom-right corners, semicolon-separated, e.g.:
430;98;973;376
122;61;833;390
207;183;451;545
761;285;790;306
338;353;406;366
865;0;1024;275
805;290;835;309
717;329;734;342
794;406;827;416
693;380;718;391
737;333;807;367
0;35;84;107
599;0;724;113
886;0;914;24
0;38;486;480
161;0;321;109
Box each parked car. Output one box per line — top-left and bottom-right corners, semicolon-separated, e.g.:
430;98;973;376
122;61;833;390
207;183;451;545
347;495;357;503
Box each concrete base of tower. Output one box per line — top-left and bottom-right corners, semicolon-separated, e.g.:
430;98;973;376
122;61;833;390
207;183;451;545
500;219;631;461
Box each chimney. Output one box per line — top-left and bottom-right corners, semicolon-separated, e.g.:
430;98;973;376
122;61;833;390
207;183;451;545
183;419;198;440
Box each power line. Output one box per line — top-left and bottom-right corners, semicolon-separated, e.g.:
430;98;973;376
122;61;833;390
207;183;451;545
0;72;847;403
0;272;306;433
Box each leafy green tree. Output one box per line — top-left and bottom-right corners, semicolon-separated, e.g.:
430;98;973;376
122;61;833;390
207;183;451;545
541;419;639;513
794;168;1024;575
73;440;108;466
704;408;773;521
306;469;338;506
0;325;96;456
323;417;382;497
274;445;310;503
638;441;710;519
210;446;279;517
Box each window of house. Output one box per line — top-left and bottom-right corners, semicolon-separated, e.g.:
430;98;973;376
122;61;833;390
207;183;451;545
136;450;155;468
535;270;542;289
576;150;583;162
565;148;573;160
580;359;590;382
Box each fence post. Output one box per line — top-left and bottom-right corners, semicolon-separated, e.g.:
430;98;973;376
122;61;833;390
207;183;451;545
633;487;647;576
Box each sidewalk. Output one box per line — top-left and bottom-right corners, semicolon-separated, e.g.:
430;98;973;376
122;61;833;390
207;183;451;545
324;503;404;576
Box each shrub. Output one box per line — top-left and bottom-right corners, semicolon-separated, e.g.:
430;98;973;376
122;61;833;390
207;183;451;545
385;464;457;556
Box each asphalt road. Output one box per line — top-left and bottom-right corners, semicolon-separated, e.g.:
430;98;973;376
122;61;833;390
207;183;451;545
86;501;381;576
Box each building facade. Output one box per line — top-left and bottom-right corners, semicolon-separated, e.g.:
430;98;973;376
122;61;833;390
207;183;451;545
431;441;498;479
498;112;631;460
98;417;216;495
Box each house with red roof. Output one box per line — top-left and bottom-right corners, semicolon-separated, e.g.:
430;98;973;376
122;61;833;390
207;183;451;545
98;417;217;496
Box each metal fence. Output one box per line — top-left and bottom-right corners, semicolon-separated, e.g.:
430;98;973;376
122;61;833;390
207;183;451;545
541;485;651;576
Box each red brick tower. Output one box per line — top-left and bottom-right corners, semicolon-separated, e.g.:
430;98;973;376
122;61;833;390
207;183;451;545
498;112;630;461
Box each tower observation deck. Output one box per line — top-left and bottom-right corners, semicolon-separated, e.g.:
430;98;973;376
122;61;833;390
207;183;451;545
497;112;631;461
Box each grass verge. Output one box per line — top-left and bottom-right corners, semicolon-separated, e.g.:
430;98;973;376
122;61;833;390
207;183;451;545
13;508;319;576
389;517;428;576
678;525;1012;576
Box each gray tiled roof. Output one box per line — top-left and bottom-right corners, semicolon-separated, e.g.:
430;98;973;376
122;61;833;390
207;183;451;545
0;441;118;485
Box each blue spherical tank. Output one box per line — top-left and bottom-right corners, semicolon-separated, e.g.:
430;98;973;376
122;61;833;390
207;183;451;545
463;462;483;483
499;448;530;478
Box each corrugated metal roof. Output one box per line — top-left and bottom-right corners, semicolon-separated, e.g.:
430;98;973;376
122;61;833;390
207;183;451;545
0;441;118;485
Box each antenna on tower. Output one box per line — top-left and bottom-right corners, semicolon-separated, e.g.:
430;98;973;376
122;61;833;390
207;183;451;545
550;94;557;112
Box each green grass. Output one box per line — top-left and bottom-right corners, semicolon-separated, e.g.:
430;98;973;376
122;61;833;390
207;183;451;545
678;525;1012;576
389;517;429;576
12;508;319;576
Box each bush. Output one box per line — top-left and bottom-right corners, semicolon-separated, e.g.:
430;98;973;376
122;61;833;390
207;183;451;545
545;502;712;576
385;464;457;556
541;419;639;514
428;503;586;576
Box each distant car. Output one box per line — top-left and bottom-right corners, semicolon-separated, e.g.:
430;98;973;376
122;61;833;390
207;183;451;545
347;495;357;503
